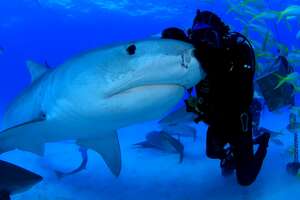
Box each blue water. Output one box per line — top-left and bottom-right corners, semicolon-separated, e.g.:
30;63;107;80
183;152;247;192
0;0;300;199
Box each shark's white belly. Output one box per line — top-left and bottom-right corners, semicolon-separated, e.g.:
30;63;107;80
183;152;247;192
37;84;185;142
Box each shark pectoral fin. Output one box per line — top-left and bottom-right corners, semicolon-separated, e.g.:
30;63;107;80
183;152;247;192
0;114;46;155
77;131;121;177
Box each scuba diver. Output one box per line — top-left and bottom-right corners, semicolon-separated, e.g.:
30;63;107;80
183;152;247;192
162;10;270;186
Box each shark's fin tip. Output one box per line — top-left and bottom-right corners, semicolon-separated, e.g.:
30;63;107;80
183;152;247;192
26;60;49;82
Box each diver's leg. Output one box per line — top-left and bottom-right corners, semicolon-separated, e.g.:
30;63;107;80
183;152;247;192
252;131;270;172
206;126;227;159
232;127;255;186
232;115;270;186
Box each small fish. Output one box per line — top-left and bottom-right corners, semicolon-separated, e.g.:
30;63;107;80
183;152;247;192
286;16;297;20
271;138;284;146
240;0;267;9
250;10;279;23
226;0;260;16
134;131;184;163
273;72;300;89
243;22;273;41
255;52;274;60
277;5;300;23
291;48;300;54
261;31;271;51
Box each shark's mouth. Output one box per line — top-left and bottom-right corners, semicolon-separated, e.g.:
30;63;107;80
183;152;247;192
108;84;185;98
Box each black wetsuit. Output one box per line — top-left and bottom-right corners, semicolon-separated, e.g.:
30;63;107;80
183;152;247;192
198;35;269;186
251;99;263;137
162;13;270;186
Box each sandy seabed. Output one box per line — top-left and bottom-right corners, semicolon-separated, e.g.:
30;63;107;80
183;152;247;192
0;107;299;200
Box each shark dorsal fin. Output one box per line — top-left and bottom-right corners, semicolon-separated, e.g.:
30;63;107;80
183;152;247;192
26;60;49;82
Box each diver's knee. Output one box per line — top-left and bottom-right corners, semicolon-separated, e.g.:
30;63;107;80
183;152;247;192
236;174;256;186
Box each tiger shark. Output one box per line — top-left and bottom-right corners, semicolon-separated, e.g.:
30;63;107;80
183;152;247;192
0;39;205;176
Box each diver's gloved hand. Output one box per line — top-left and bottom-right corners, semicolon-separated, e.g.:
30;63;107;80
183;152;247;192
184;97;199;112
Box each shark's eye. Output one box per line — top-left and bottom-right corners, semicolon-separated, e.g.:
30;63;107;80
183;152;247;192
40;111;47;120
126;44;136;55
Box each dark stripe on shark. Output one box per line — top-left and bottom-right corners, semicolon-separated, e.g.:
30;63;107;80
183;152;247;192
0;112;46;134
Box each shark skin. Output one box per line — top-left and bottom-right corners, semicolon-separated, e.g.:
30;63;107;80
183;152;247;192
0;39;205;176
